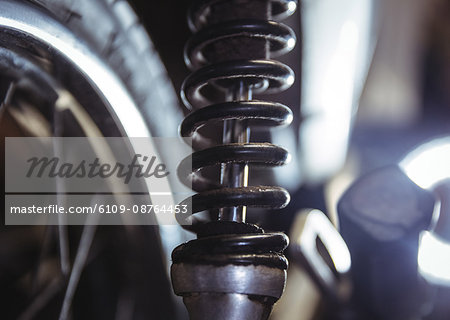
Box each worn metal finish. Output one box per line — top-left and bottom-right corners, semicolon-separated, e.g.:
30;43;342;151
172;264;286;298
182;292;274;320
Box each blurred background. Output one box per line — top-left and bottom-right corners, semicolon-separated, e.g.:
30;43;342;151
130;0;450;318
1;0;449;319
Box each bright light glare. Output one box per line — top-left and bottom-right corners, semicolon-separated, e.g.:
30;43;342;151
305;209;351;273
400;138;450;189
320;21;359;111
299;21;359;183
287;37;296;49
418;231;450;285
286;74;295;86
288;1;297;13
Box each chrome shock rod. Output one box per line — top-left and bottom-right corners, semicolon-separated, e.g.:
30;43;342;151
219;81;251;222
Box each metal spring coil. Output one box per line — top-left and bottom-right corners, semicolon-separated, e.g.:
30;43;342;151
174;0;297;267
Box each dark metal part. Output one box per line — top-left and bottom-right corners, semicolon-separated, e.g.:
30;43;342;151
337;165;435;319
185;19;296;69
180;100;293;148
220;81;251;222
171;0;297;318
181;60;294;109
289;209;352;303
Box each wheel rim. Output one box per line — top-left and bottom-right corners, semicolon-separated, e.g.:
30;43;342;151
0;1;176;319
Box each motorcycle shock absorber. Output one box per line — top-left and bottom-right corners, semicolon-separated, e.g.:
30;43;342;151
171;0;297;319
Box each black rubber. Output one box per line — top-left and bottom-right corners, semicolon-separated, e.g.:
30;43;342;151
29;0;182;137
172;229;289;269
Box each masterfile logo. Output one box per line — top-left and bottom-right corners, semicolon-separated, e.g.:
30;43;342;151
4;137;193;226
5;137;190;193
25;154;170;183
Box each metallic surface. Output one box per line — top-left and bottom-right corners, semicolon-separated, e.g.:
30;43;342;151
185;20;296;69
182;292;274;320
290;209;352;302
172;264;286;298
220;82;251;222
176;0;296;228
172;1;297;319
338;165;434;319
187;0;298;31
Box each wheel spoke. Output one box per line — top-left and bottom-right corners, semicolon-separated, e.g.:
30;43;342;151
0;81;15;107
58;196;101;320
53;109;71;276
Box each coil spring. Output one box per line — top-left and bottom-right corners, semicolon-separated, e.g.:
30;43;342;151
174;0;297;267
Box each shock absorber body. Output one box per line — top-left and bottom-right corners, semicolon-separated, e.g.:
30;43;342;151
171;1;297;319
